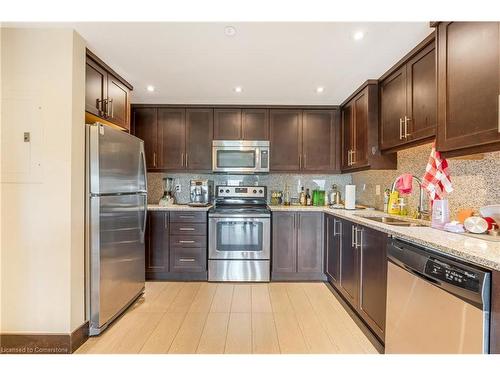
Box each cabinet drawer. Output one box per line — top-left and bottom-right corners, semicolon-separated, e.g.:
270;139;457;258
170;222;206;236
170;247;206;273
170;211;207;223
170;235;207;248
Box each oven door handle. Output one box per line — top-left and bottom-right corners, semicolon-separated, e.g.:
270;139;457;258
208;214;271;219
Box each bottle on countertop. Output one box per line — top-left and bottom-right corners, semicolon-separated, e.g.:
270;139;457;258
283;184;291;206
383;189;390;213
306;188;312;206
329;184;341;206
299;186;306;206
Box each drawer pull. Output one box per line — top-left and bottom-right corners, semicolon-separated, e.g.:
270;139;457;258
179;215;195;218
179;227;195;231
179;258;196;262
179;240;195;244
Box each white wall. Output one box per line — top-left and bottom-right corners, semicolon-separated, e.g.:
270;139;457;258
0;28;86;334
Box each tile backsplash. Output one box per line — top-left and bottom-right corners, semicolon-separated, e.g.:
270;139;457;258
147;172;352;204
147;142;500;220
352;142;500;218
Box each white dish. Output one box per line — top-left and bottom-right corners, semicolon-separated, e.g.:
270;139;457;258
479;204;500;225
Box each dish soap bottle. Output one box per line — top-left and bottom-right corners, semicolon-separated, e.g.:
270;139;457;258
387;191;400;215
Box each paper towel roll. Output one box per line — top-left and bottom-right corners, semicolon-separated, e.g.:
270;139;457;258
345;185;356;210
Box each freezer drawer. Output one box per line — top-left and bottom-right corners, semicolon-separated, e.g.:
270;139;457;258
88;193;147;334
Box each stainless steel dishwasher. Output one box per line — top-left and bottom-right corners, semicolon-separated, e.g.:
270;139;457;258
385;238;491;354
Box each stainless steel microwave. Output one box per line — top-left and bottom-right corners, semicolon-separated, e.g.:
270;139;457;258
212;140;270;173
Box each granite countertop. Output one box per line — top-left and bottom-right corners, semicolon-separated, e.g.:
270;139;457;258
148;204;212;211
268;205;500;272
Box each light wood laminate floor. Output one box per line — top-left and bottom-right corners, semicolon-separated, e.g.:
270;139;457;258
76;282;378;354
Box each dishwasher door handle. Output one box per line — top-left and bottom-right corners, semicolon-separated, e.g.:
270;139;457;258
403;264;440;286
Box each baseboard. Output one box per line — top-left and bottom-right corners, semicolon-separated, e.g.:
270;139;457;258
0;321;89;354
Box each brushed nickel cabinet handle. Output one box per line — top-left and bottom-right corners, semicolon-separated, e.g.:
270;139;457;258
181;153;184;166
299;154;302;169
179;240;195;244
185;153;188;167
351;150;356;165
303;153;306;168
153;152;157;167
399;118;404;140
498;95;500;133
347;150;351;166
96;99;103;116
108;98;114;118
351;225;356;247
179;227;195;231
179;258;195;262
179;215;195;219
404;116;411;139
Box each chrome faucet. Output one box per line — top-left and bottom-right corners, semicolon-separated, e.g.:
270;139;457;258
390;175;430;220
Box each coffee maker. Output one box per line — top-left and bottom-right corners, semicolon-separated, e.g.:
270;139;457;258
189;179;214;206
159;177;176;206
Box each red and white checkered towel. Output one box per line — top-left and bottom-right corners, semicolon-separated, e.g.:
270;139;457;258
421;142;453;201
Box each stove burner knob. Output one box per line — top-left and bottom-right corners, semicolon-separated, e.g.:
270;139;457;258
219;189;224;193
259;189;263;193
253;189;257;194
225;189;230;193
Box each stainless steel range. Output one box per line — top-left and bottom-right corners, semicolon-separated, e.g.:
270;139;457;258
208;185;270;282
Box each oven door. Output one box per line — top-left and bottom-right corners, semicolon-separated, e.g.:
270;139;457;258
209;216;270;260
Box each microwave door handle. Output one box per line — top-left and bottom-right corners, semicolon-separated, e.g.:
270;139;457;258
255;147;260;169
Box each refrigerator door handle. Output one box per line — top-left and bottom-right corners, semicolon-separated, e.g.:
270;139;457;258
139;142;148;193
140;194;148;242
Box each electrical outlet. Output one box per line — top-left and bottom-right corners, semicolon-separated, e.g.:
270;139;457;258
175;184;181;193
375;185;381;195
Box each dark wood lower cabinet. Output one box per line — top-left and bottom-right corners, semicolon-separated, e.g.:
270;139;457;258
272;211;325;281
326;216;388;344
357;226;388;341
145;211;169;279
145;210;207;280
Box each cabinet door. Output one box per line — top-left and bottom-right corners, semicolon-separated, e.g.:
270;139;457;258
107;74;130;130
185;109;214;170
242;109;269;140
270;110;302;171
272;212;297;274
339;220;358;307
158;108;185;170
353;91;369;167
437;22;500;154
358;225;388;341
302;110;337;172
145;211;169;277
132;108;157;170
214;109;241;140
325;215;341;286
85;58;107;117
406;41;436;143
341;104;354;170
380;66;407;150
297;212;323;274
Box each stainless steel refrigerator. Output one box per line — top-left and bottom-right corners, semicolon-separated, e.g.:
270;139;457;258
86;123;147;336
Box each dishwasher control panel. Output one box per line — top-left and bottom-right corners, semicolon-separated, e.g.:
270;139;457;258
425;258;480;292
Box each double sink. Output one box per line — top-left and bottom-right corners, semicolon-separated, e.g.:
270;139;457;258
355;215;427;227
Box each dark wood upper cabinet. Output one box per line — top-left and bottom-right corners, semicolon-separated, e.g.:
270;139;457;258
242;109;269;140
270;109;302;171
358;225;388;342
302;110;339;172
436;22;500;157
106;74;130;130
85;51;132;131
341;81;396;172
132;107;157;169
380;34;436;152
214;108;269;140
185;108;214;170
158;108;185;170
297;212;323;274
380;67;407;150
85;58;107;118
145;211;169;278
214;109;242;140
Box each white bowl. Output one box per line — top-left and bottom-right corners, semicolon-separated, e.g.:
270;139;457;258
479;205;500;225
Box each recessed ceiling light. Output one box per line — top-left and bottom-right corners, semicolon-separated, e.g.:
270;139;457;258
146;85;155;92
234;86;243;93
353;31;364;41
316;86;325;94
224;26;237;37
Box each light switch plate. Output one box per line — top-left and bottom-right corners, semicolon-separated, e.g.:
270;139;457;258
375;185;381;195
175;184;181;192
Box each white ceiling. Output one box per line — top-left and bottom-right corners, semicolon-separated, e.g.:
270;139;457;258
6;22;433;105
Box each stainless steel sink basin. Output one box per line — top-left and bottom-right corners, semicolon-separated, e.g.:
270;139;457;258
358;216;426;227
